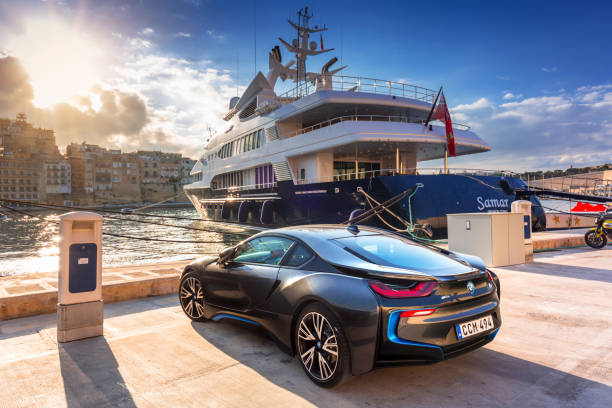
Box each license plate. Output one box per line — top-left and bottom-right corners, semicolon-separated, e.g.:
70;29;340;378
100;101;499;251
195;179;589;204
456;315;494;340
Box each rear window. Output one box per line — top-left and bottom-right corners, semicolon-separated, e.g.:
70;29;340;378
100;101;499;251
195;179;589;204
283;243;313;267
333;234;472;273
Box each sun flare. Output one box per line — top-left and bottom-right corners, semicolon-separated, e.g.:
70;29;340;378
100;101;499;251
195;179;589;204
6;18;106;108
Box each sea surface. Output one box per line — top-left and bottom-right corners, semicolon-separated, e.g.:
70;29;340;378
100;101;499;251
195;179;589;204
0;199;585;277
0;207;258;277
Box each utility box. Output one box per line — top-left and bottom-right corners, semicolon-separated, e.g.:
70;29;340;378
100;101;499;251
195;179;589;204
447;212;525;267
57;212;103;342
511;200;534;262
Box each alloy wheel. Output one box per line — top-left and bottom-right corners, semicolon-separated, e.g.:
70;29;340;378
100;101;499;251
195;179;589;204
180;276;205;319
297;312;339;381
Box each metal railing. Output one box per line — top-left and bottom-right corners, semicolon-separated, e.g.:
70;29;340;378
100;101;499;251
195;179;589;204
212;182;278;192
208;167;517;190
287;114;471;138
278;75;437;103
295;167;519;185
526;172;612;197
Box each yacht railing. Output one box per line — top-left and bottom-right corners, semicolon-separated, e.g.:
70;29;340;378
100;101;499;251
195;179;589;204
295;167;519;184
212;183;278;192
278;75;437;103
287;115;471;138
210;167;519;190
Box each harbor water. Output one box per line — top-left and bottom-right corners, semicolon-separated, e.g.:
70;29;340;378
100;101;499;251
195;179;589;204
0;207;256;277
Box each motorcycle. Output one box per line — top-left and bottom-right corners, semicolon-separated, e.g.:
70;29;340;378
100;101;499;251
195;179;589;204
584;207;612;249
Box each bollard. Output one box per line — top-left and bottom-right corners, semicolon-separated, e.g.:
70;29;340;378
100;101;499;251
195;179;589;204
57;211;104;342
511;200;533;262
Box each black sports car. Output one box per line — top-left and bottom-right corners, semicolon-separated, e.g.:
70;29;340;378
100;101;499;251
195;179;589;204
179;224;501;387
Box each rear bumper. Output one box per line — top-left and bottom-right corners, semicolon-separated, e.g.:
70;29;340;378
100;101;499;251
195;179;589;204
376;296;501;364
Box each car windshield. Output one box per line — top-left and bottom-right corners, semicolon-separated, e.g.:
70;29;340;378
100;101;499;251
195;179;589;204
333;234;472;273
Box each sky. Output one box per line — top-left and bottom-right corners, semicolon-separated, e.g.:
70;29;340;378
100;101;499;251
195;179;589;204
0;0;611;171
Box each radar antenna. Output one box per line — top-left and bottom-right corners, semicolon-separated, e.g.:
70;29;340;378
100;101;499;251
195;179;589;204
278;6;333;94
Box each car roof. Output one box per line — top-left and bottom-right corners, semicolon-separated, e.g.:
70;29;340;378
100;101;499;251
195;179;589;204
269;224;383;241
251;224;475;280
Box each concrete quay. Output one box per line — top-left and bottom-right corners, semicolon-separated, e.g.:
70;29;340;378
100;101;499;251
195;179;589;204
0;246;610;407
0;261;190;321
531;227;593;251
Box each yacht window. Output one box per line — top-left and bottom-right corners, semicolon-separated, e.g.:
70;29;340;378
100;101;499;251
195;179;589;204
300;168;306;180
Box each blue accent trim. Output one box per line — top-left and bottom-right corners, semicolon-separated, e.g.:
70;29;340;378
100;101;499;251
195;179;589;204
489;326;501;341
387;310;442;349
212;313;259;325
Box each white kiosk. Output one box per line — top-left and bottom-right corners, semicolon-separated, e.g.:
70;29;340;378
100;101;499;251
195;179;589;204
57;212;103;342
447;212;525;267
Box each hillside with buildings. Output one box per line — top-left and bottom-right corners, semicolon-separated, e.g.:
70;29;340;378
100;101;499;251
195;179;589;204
0;114;196;207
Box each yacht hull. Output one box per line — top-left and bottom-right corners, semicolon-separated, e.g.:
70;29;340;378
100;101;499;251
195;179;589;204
185;174;545;237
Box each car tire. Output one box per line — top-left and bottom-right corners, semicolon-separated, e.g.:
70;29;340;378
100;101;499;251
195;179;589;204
179;271;208;322
294;303;350;387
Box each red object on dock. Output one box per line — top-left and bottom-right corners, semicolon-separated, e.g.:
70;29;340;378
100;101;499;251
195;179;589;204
570;202;607;212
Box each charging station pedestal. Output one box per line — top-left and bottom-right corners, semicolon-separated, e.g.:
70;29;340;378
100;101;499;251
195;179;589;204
57;212;103;342
511;200;533;262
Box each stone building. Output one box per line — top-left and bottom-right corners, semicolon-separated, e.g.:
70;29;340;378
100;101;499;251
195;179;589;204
1;116;196;207
0;114;63;204
0;158;42;202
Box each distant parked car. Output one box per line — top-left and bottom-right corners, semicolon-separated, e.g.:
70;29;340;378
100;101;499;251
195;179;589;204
179;224;501;387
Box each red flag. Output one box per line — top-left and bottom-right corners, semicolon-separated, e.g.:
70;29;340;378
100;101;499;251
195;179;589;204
433;92;456;157
320;34;324;50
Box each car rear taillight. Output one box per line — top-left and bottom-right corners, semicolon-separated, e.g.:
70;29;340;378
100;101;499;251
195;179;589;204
369;281;437;298
486;270;494;282
399;309;435;317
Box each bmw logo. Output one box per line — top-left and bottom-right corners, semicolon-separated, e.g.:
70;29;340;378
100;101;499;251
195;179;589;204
467;281;476;295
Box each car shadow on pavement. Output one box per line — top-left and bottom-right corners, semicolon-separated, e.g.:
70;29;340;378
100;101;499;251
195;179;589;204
190;320;612;407
59;336;137;408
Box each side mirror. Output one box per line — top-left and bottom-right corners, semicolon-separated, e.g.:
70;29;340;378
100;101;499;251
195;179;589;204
218;246;235;264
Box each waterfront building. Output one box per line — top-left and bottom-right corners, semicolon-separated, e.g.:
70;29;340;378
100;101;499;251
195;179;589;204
0;158;41;202
0;114;62;204
1;117;196;206
43;160;71;194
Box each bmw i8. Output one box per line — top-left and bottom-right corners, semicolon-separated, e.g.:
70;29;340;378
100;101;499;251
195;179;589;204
179;224;501;387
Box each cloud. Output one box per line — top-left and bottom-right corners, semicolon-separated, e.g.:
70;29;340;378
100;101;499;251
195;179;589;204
503;92;523;100
443;86;612;170
206;29;225;40
0;56;34;113
452;97;492;111
541;66;558;73
140;27;154;36
0;23;243;157
0;19;242;159
0;55;150;148
495;75;510;81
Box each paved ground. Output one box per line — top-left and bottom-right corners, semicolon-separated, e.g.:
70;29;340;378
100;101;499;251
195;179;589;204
0;247;611;407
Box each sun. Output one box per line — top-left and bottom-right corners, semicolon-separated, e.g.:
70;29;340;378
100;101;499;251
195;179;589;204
6;17;107;108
